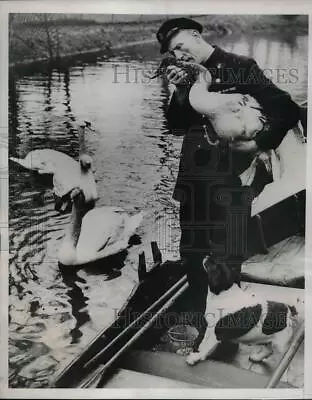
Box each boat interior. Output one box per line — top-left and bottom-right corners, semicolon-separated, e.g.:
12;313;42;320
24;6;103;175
101;233;305;389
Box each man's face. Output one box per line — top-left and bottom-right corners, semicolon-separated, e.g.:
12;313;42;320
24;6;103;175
167;29;203;63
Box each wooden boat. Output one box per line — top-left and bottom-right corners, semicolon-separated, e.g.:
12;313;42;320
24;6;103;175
53;235;305;389
52;202;305;388
52;117;306;389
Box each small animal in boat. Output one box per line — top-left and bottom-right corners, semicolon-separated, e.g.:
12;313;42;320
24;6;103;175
58;156;144;266
186;257;299;366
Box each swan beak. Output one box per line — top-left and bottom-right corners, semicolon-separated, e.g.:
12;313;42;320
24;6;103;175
60;199;71;213
54;194;72;214
84;120;96;132
80;158;92;172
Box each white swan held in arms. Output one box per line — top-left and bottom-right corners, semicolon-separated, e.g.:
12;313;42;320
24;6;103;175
189;75;266;143
154;56;267;143
58;157;144;266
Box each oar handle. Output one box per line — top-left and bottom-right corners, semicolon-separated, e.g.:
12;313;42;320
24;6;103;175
266;322;304;388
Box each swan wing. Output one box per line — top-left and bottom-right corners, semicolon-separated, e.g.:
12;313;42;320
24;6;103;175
53;165;81;197
9;157;35;171
75;207;126;257
75;209;145;264
9;152;54;172
120;211;145;239
10;149;77;174
35;149;78;174
53;161;83;198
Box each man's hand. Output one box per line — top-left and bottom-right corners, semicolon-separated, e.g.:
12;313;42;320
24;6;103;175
229;139;259;154
167;63;211;86
166;65;188;86
166;66;190;105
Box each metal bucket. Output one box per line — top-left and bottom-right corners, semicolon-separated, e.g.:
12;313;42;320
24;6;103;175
168;324;199;351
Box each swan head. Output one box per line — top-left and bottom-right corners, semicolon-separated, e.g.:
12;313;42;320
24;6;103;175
78;120;96;135
79;154;93;172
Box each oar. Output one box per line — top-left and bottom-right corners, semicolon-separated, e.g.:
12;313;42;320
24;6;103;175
83;275;188;371
266;321;304;388
80;280;189;388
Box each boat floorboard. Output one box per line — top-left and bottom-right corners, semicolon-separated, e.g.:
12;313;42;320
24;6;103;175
105;368;203;388
150;283;304;388
242;235;305;282
121;350;293;388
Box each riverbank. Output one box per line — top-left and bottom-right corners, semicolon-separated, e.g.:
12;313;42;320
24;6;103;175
9;14;308;69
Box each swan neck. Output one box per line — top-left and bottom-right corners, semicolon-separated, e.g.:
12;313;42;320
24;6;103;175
78;126;86;155
65;201;85;248
189;84;217;116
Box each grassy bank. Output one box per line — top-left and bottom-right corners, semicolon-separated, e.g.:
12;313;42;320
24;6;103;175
9;14;308;67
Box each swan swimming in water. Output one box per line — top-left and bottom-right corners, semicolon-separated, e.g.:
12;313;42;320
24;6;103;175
52;122;98;211
10;148;76;175
58;155;144;266
9;121;92;173
10;122;96;212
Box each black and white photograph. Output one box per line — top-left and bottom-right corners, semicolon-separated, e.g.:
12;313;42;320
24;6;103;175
1;1;311;397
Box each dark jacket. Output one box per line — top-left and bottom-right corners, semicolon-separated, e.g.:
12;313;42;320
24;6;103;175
166;45;301;202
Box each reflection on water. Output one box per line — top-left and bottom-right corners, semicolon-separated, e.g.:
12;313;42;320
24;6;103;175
216;34;308;104
58;267;90;345
9;32;308;387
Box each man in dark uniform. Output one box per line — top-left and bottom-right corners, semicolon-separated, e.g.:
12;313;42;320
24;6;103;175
156;18;301;317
